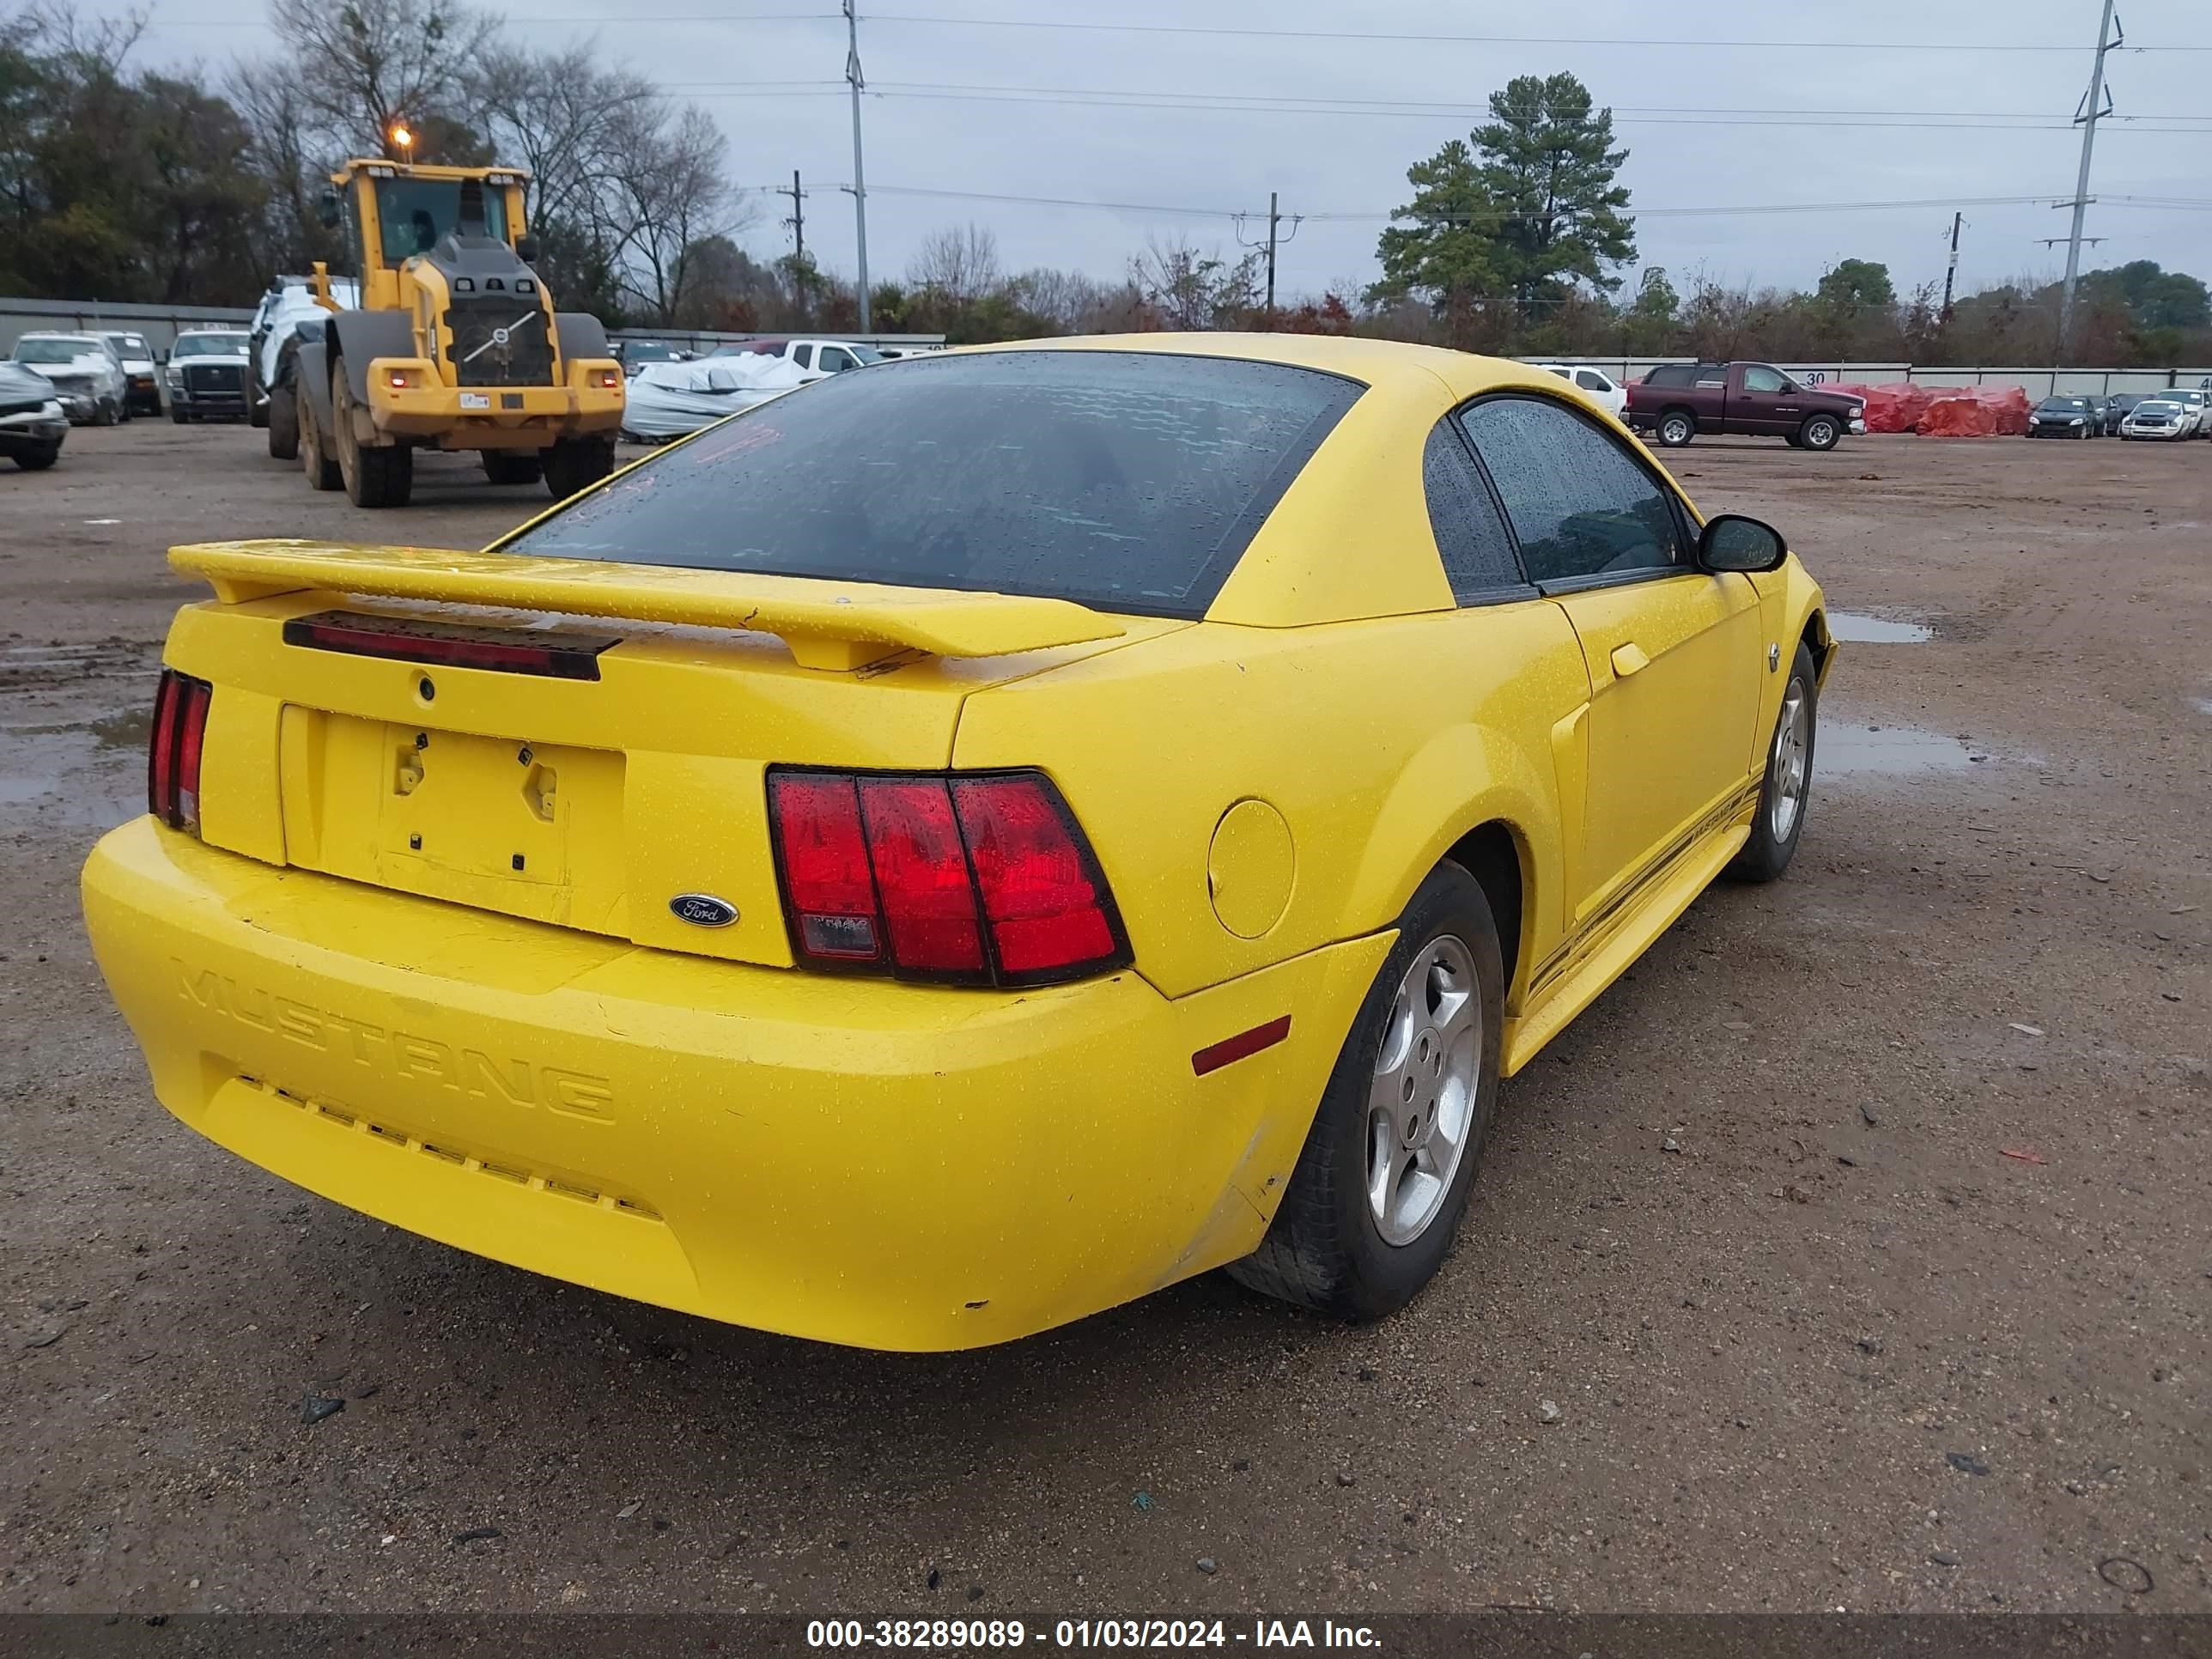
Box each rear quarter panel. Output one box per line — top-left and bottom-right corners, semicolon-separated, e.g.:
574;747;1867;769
951;603;1590;1003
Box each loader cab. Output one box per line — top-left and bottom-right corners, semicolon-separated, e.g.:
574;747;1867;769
317;160;533;309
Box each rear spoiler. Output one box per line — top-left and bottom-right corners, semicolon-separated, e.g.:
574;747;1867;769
168;539;1126;672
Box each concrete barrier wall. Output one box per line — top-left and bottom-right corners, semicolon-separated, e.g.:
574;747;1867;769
1541;356;2212;398
0;295;945;358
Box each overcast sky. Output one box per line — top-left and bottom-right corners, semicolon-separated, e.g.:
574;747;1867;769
131;0;2212;301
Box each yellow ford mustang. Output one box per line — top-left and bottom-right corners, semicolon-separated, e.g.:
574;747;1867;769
82;335;1832;1351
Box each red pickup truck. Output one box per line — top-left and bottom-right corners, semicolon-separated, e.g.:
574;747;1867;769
1626;362;1868;451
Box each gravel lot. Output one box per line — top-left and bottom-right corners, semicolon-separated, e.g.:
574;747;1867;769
3;418;2207;1615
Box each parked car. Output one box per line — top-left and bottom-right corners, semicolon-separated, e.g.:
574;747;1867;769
9;332;129;425
2081;393;2114;436
166;329;253;422
2161;386;2210;437
82;337;1832;1349
246;275;357;428
2027;396;2099;438
0;359;69;469
2119;398;2190;441
615;339;689;375
710;337;885;378
2106;392;2146;431
1626;362;1866;450
100;331;162;416
1528;362;1627;421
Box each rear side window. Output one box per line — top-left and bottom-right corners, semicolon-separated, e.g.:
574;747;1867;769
1462;396;1686;586
1644;366;1693;387
501;350;1362;617
1422;420;1524;599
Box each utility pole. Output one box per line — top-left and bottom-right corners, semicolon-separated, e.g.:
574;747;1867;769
843;0;871;332
1941;211;1963;323
1237;193;1301;323
2056;0;2121;357
777;169;805;269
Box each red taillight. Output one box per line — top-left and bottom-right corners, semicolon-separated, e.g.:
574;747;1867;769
768;769;1128;988
952;775;1118;975
857;778;986;975
771;774;880;960
147;668;212;832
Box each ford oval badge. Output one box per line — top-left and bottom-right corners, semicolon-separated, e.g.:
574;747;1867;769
670;893;738;928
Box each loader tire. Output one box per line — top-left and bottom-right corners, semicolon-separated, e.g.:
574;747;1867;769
267;386;299;461
333;372;411;508
544;434;616;500
482;450;543;486
298;385;340;491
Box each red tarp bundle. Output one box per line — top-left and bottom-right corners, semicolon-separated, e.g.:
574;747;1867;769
1919;385;2033;439
1829;380;2031;437
1828;382;1927;434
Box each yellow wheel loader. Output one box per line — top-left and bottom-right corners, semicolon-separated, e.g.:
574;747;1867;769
294;159;626;508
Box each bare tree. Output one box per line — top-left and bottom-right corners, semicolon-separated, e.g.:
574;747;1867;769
606;102;741;324
1007;264;1103;334
1129;235;1260;331
908;222;1000;305
267;0;496;156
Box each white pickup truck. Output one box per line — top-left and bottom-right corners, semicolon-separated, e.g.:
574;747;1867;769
708;337;886;379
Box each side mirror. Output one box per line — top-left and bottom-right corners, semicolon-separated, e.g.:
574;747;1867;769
514;234;540;264
316;186;343;229
1698;514;1788;574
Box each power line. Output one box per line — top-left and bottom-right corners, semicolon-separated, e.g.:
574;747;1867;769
855;10;2212;52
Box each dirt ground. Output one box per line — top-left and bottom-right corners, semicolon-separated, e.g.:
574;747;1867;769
2;419;2207;1618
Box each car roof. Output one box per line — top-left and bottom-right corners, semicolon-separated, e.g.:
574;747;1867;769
20;331;100;343
936;332;1615;628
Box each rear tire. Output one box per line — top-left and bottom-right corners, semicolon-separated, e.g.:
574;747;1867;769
482;450;543;486
332;371;411;507
298;381;341;491
1228;863;1504;1321
1729;641;1818;883
543;434;616;500
1799;414;1841;451
1656;409;1696;447
267;386;299;460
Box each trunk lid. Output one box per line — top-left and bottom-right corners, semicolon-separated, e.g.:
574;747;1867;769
167;539;1181;969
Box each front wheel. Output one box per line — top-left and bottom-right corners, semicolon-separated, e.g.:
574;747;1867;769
169;407;188;425
333;371;411;507
1228;863;1504;1320
12;442;59;471
1656;410;1696;447
1799;414;1841;451
1729;641;1818;883
94;397;118;428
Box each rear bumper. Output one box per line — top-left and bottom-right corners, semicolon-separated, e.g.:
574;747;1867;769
82;819;1386;1351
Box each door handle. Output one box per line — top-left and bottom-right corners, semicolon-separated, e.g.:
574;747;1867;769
1610;641;1651;678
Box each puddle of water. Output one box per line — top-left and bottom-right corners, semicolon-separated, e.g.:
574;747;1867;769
1820;722;1979;776
1828;611;1934;645
0;726;143;832
93;708;149;749
2191;697;2212;717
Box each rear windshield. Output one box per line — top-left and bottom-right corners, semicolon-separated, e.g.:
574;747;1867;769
2039;398;2088;410
501;350;1363;616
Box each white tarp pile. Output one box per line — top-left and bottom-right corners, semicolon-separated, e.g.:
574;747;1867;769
622;355;810;441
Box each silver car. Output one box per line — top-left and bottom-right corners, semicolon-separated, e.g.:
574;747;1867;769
9;332;130;425
0;359;69;469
